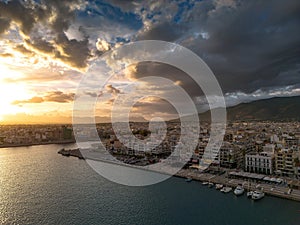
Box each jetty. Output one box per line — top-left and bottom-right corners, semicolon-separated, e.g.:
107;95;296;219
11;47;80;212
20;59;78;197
58;148;84;160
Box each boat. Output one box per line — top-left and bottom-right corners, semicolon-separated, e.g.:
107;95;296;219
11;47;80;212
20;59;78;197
185;178;192;182
220;187;232;193
234;185;245;196
202;181;209;185
251;190;265;200
208;182;214;188
246;180;252;198
247;191;253;198
215;184;223;190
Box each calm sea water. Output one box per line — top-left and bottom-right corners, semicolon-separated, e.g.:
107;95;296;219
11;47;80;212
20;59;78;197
0;144;300;225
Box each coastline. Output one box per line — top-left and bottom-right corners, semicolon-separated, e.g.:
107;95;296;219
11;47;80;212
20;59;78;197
0;140;76;149
56;150;300;202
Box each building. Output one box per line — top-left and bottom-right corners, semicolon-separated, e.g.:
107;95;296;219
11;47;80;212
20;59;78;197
245;152;274;175
219;142;243;169
275;149;300;177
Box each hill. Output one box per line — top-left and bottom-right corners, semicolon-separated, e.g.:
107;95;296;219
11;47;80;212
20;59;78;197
191;96;300;122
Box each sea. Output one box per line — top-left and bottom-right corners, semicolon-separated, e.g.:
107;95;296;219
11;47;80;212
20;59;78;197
0;144;299;225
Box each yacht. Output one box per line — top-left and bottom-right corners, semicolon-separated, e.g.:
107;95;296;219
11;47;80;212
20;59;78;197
208;182;214;188
215;184;223;190
202;181;209;185
234;186;245;196
220;187;232;193
251;190;265;200
247;191;253;198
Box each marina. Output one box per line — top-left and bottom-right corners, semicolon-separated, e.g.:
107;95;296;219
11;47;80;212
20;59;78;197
57;147;300;202
176;169;300;202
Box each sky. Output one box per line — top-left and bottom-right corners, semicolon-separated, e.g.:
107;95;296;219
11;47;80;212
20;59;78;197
0;0;299;124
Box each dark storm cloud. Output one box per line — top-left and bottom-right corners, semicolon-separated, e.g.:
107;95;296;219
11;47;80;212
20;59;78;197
0;17;11;34
126;62;204;99
0;0;90;69
101;0;142;12
1;0;299;101
137;22;186;42
132;98;178;118
14;44;35;56
136;0;300;94
0;1;36;35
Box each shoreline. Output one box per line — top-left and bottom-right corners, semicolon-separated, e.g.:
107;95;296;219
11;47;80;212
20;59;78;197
57;150;300;202
0;140;76;149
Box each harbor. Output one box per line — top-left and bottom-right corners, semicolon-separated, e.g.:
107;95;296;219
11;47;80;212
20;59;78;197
57;147;300;202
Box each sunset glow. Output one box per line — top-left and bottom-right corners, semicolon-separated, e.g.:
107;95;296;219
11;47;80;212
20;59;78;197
0;64;31;118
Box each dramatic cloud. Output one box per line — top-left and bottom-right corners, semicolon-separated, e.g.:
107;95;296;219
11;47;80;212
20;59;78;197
1;0;300;123
0;0;91;69
44;91;75;103
96;39;111;52
12;91;75;105
134;0;300;95
12;96;44;105
105;84;121;96
123;61;204;100
0;17;10;34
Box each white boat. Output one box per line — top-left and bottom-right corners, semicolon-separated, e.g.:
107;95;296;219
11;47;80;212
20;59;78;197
247;191;253;198
202;181;209;185
208;182;214;188
251;190;265;200
215;184;223;190
221;187;232;193
234;186;245;196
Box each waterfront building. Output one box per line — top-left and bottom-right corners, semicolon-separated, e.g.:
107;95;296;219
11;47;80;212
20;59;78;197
245;152;274;175
275;148;300;177
219;142;242;169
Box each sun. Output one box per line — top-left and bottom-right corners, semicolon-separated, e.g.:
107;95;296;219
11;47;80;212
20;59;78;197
0;64;31;118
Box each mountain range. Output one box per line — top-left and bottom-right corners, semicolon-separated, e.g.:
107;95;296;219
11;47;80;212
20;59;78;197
199;96;300;122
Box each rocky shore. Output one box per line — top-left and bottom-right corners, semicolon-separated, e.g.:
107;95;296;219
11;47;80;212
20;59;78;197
58;148;84;159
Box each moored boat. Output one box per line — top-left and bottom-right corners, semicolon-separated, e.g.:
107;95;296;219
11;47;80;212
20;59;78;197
208;182;214;188
215;184;223;190
234;185;245;196
247;191;253;198
251;190;265;200
220;187;232;193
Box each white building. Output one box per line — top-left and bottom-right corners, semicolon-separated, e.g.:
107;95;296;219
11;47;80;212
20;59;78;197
245;152;274;175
